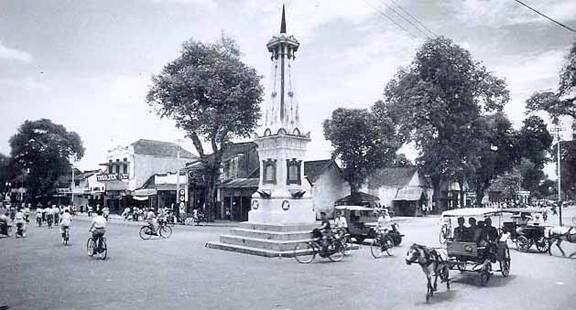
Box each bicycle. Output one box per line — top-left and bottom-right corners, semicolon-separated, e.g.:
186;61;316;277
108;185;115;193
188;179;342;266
293;234;347;264
370;229;395;258
87;234;107;260
139;222;173;240
333;227;352;256
184;213;208;226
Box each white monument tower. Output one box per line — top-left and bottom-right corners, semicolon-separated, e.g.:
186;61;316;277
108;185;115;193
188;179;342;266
248;5;315;225
207;6;317;256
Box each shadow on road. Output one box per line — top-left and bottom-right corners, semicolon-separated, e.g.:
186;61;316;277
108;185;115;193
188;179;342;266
413;289;457;306
451;273;517;287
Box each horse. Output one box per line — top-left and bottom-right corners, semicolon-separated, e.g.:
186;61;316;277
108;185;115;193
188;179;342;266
405;243;450;303
546;226;576;258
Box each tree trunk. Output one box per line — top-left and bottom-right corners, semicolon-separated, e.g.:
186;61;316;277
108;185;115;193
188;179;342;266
457;178;465;208
431;176;441;214
475;189;485;207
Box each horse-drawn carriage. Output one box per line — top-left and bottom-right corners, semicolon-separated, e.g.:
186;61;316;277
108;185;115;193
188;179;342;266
500;207;550;253
441;208;511;286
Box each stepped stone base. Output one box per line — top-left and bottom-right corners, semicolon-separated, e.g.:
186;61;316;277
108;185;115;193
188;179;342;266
205;222;317;257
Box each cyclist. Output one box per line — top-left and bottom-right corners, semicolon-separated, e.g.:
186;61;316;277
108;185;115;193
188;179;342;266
24;204;31;223
14;208;26;237
146;208;158;235
46;205;54;228
102;206;110;221
35;207;43;226
88;210;107;255
60;208;72;244
53;205;60;225
0;211;9;236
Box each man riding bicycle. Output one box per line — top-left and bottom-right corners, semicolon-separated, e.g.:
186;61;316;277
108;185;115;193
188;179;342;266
60;208;72;244
14;208;26;237
88;210;107;255
146;209;158;235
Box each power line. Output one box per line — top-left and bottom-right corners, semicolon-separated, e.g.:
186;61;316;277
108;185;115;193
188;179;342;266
512;0;576;33
375;0;432;39
388;0;439;38
360;0;419;39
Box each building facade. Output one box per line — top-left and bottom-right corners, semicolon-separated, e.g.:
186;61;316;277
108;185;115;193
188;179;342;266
97;139;196;213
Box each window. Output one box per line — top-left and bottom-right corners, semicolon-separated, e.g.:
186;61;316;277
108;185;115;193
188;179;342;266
263;159;276;184
286;159;301;185
123;164;127;174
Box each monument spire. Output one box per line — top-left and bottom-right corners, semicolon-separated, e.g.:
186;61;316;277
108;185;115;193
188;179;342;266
264;5;303;137
280;4;286;33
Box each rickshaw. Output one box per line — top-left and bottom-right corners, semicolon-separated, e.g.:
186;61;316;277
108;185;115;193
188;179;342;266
440;208;511;286
500;207;550;253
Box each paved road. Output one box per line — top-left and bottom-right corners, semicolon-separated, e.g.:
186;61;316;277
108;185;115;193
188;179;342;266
1;211;575;310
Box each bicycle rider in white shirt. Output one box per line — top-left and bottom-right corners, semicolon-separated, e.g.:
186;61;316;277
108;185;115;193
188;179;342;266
60;208;72;243
89;210;107;254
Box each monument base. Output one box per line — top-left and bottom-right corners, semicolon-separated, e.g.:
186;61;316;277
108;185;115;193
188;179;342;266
248;197;316;225
205;222;316;257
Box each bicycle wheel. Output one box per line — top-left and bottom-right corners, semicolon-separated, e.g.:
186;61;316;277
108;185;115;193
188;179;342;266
294;243;315;264
342;236;352;256
328;243;345;262
382;236;394;256
98;238;107;260
86;238;95;256
370;238;384;258
160;226;173;239
139;226;153;240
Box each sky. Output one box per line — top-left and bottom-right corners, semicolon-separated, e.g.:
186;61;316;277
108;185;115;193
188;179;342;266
1;0;575;173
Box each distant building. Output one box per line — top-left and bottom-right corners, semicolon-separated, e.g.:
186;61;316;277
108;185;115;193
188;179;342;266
54;169;105;207
97;139;196;213
366;167;432;216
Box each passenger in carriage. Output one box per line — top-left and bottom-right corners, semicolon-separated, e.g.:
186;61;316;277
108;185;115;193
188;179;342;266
484;217;499;242
453;217;468;241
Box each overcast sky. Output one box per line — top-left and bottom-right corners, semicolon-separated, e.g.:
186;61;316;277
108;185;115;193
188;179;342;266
1;0;575;172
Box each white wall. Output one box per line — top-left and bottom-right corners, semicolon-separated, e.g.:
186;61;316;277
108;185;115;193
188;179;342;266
132;154;190;190
311;166;350;218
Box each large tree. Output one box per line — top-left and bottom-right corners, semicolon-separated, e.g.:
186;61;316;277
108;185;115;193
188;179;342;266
9;119;84;203
147;36;263;219
323;107;401;195
557;140;576;200
516;116;553;196
380;37;509;210
468;113;520;206
526;42;576;126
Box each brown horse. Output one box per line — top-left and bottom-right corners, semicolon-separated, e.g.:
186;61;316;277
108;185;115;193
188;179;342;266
547;226;576;257
405;243;450;303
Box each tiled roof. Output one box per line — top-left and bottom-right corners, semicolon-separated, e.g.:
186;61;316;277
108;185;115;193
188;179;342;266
221;142;257;161
368;167;418;189
131;139;196;159
219;178;259;189
304;159;336;182
335;192;380;205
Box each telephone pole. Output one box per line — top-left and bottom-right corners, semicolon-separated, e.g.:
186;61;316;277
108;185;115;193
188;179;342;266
554;125;563;226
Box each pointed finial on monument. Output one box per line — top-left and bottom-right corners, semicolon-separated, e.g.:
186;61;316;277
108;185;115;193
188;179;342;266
280;4;286;34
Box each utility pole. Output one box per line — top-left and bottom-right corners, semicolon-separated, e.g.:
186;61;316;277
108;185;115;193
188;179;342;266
175;139;184;210
554;125;563;226
71;164;75;207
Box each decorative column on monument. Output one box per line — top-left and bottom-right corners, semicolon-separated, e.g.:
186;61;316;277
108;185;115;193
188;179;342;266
248;5;315;225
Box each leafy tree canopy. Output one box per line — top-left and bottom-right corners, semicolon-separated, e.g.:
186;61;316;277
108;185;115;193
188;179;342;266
147;36;264;218
526;42;576;125
323;108;401;194
9;119;84;201
380;37;509;204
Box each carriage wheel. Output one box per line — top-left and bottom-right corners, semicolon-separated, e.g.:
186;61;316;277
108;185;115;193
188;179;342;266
480;271;490;286
293;243;315;264
370;238;384;258
535;237;550;253
572;216;576;226
500;246;511;277
517;236;532;252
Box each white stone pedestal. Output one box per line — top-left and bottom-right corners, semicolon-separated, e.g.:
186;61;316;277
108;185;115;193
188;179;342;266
248;197;315;224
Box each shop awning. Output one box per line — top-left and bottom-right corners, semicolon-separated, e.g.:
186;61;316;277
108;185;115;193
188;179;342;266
133;188;157;197
394;188;424;201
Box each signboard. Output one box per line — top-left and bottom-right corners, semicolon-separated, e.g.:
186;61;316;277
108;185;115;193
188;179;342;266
96;173;129;182
56;188;71;194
